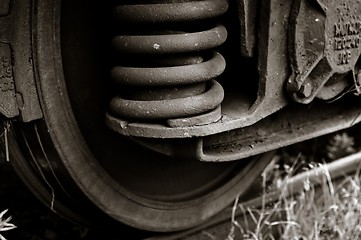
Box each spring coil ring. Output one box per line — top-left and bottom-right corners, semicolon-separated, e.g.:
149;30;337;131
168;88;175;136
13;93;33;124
110;80;224;120
111;51;225;87
112;25;227;55
113;0;229;24
108;0;228;126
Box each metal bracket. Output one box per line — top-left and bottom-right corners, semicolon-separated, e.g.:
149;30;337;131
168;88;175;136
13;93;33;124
0;43;18;118
0;0;43;121
287;0;361;103
238;0;259;57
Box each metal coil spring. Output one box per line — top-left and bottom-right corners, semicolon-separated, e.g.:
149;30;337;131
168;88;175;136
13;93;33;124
109;0;228;127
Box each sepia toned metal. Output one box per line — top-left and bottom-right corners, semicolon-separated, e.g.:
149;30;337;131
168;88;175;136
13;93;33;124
109;80;224;120
0;0;42;121
107;0;228;125
5;0;274;234
112;26;228;55
287;0;361;103
238;0;259;57
110;51;226;87
0;43;18;118
106;0;292;139
113;0;229;24
4;0;361;236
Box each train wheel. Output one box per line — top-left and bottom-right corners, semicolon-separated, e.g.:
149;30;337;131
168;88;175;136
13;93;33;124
6;0;273;233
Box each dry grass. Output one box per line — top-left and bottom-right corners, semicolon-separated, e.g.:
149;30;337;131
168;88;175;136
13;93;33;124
280;167;361;239
0;209;16;240
227;131;361;240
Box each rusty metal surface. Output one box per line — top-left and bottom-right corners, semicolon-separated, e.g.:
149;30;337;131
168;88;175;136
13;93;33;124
287;0;361;103
0;0;43;121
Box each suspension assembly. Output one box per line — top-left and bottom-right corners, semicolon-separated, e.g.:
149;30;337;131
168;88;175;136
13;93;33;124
4;0;361;235
107;0;228;127
105;0;361;162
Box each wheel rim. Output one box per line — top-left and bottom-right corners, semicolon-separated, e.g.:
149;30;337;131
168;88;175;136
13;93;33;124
10;0;271;232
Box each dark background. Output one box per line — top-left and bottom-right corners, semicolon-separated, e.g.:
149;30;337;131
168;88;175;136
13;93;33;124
0;161;122;240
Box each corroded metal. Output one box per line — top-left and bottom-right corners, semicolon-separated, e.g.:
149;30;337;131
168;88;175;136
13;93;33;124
287;0;361;103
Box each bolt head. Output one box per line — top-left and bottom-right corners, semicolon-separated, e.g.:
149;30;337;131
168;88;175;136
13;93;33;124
298;82;312;98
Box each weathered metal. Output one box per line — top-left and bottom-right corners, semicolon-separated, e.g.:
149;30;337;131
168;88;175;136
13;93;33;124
0;43;18;118
105;0;292;139
110;52;226;87
106;0;361;163
112;26;228;55
130;94;361;161
238;0;259;57
109;80;224;120
107;0;228;125
0;0;42;121
287;0;361;103
5;0;275;233
5;0;361;236
113;0;229;24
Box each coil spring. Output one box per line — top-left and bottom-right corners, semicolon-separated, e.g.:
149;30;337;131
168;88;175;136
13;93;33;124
108;0;228;127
